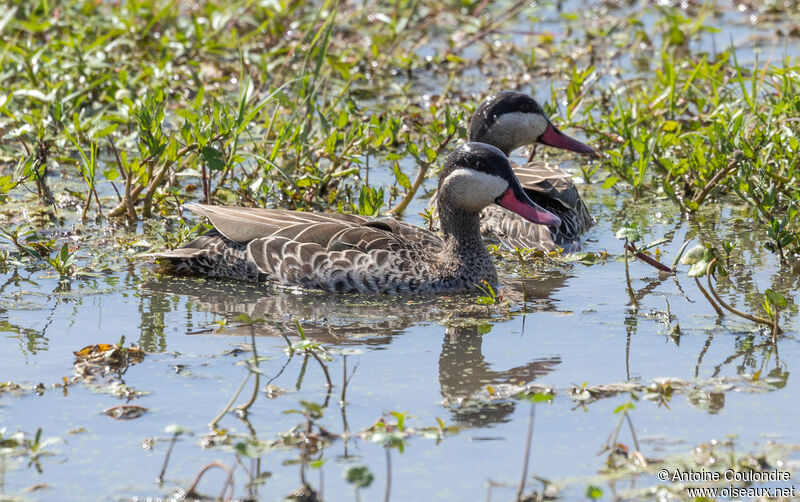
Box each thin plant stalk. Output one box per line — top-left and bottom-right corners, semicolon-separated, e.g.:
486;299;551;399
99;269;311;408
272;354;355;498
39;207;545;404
235;325;261;414
384;447;392;502
515;402;536;502
157;432;180;485
705;259;777;331
695;277;724;316
209;372;252;429
388;130;456;216
624;238;638;308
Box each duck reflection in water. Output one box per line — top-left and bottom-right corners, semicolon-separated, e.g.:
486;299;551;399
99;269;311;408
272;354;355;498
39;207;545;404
439;324;560;427
139;274;566;427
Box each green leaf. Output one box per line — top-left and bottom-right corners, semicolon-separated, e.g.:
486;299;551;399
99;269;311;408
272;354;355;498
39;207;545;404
565;252;599;265
407;141;419;158
345;466;374;488
234;441;260;458
164;424;190;435
613;402;634;414
93;123;118;139
201;145;225;171
586;485;603;500
13;89;53;102
518;392;554;403
639;238;669;252
661;120;679;132
680;244;706;265
424;143;437;163
357;186;384;216
687;259;710;277
602;175;619;189
765;289;787;308
393;164;411;190
0;6;18;35
615;225;640;242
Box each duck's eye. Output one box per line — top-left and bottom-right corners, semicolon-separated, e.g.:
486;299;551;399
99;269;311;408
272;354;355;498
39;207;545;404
474;159;486;170
519;102;531;113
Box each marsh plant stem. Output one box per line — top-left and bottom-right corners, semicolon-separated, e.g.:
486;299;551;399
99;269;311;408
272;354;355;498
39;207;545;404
690;152;741;207
695;277;724;316
624;243;672;273
185;461;232;500
384;448;392;502
310;350;333;390
624;239;638;309
209;373;251;429
157;432;179;485
705;259;777;331
235;325;261;413
388;130;456;216
515;402;536;502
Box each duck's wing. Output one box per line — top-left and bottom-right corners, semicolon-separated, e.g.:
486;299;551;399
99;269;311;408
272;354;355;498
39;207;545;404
152;204;442;293
479;205;557;252
243;214;441;293
184;204;366;244
185;203;440;252
512;161;593;245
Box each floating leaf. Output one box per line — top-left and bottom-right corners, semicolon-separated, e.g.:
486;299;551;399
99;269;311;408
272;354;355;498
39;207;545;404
518;391;554;403
345;466;374;488
234;440;261;458
687;259;710;277
586;485;603;500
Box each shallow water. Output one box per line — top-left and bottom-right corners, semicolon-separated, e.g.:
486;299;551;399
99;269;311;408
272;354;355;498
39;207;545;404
2;179;799;501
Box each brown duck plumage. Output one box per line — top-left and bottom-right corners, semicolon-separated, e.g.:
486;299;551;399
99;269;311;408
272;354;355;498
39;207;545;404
150;142;561;294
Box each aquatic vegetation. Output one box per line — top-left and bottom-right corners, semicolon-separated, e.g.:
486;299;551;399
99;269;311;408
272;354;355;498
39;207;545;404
0;427;63;474
580;44;800;261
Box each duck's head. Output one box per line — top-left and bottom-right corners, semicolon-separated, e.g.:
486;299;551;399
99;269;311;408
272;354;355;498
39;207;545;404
469;91;598;158
438;142;562;227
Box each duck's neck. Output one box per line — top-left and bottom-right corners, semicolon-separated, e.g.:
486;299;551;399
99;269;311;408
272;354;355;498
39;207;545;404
438;203;483;251
436;200;496;287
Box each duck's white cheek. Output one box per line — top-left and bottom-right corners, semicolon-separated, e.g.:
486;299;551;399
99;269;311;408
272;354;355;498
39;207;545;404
442;169;507;211
485;112;548;149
